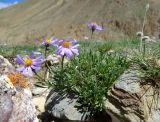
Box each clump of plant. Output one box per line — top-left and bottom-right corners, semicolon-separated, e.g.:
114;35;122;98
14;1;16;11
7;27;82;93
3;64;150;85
136;3;157;58
13;33;129;117
133;2;160;88
96;42;113;53
12;21;130;119
143;62;160;88
134;55;160;87
52;46;129;116
0;45;18;58
129;3;160;112
131;44;160;110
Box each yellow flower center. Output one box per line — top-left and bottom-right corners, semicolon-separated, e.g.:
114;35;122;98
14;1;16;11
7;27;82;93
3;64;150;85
25;58;32;66
46;38;51;43
62;41;70;48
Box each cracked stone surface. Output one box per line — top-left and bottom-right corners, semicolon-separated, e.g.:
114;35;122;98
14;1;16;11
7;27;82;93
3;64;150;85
104;69;160;122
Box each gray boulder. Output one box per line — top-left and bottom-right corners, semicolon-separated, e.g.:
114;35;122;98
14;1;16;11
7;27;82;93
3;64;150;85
44;89;111;122
45;89;88;121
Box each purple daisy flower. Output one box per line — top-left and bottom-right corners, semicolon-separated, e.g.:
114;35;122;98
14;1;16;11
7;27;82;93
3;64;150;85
16;51;44;76
42;36;58;46
55;38;80;59
87;22;103;33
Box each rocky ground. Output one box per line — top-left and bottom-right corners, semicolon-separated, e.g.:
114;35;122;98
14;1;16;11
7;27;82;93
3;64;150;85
1;54;160;122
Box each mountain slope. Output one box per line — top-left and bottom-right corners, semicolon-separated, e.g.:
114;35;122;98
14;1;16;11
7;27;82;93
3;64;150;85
0;0;159;45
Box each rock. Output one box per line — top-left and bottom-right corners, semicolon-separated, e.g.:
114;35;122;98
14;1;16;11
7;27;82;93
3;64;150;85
0;55;40;121
10;90;37;122
38;111;55;122
31;85;50;121
45;89;88;121
33;96;46;113
0;74;37;122
0;55;15;76
46;54;68;65
104;69;160;122
0;75;15;122
44;89;111;122
32;86;50;114
0;94;13;122
46;54;61;65
32;87;49;96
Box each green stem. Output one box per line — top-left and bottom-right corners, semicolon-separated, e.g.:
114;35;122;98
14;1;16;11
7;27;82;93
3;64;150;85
44;45;48;59
142;5;149;34
46;62;54;74
61;55;65;72
44;45;49;80
143;40;146;58
33;70;46;82
91;31;94;39
140;4;149;54
33;70;53;87
140;38;143;53
60;55;65;86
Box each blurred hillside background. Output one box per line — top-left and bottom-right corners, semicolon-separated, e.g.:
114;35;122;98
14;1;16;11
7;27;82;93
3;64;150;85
0;0;160;45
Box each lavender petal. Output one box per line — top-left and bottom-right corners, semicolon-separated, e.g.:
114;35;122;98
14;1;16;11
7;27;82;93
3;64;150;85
71;48;79;55
32;55;42;61
65;48;73;58
22;67;33;76
16;55;24;64
31;65;41;71
96;25;103;31
29;51;35;59
16;66;25;72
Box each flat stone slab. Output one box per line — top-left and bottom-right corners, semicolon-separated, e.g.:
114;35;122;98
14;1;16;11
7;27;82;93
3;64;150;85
45;89;87;121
